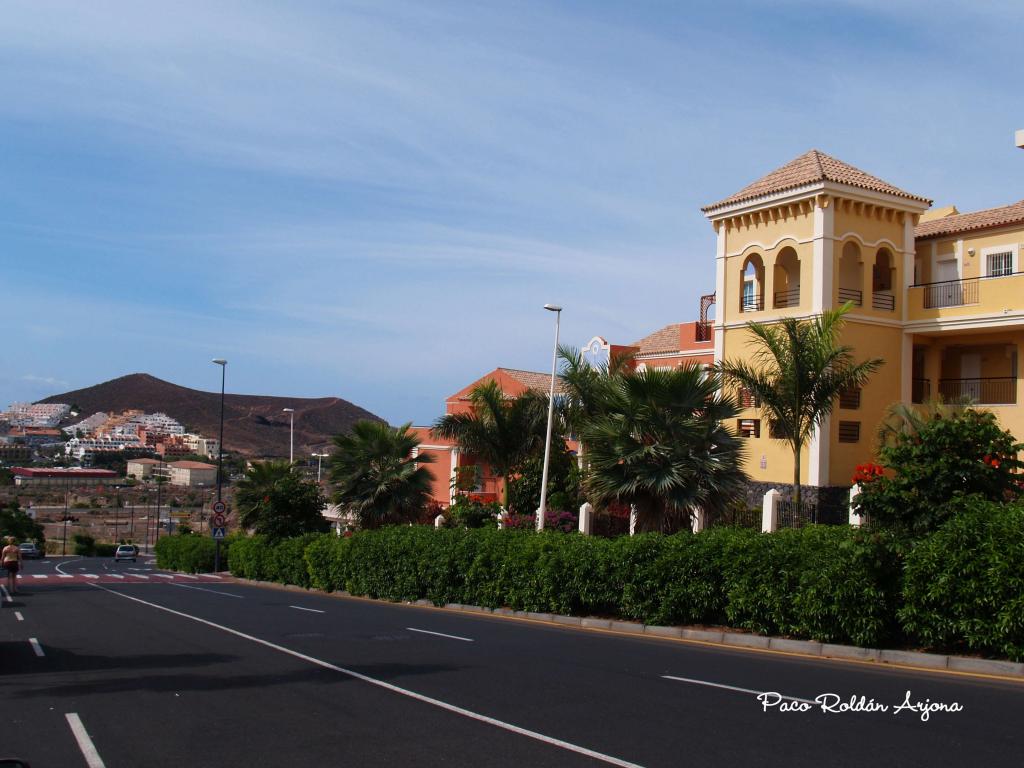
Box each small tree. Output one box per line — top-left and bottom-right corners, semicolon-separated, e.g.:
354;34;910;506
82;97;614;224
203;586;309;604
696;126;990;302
235;461;329;539
855;408;1023;535
330;421;435;529
718;304;883;511
0;501;45;544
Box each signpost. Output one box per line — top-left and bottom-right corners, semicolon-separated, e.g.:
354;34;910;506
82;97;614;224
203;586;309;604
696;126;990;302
210;500;228;564
212;527;226;540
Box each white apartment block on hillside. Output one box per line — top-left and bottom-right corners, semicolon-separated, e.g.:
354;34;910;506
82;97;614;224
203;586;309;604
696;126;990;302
1;403;71;428
131;412;184;435
63;412;110;436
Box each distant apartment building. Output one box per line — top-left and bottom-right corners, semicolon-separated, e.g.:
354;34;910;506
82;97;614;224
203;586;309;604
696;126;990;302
0;444;32;463
12;467;118;488
153;460;217;487
182;433;220;459
126;457;161;480
133;412;185;435
65;435;144;462
2;403;71;428
63;412;110;436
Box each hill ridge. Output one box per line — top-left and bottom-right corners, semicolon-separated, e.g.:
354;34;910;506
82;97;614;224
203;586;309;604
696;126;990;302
39;373;382;457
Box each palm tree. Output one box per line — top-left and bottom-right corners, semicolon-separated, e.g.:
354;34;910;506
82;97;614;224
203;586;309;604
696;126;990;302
330;421;435;529
875;398;969;448
583;365;748;532
557;344;635;445
234;460;293;522
431;380;548;508
718;304;883;511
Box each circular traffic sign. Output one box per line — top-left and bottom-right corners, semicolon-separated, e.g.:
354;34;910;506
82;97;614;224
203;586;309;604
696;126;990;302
211;514;227;528
212;501;227;515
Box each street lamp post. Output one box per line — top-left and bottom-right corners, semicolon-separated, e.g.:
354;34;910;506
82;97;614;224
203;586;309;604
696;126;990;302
212;358;228;572
312;452;329;483
537;303;562;531
61;472;70;556
283;408;295;464
154;458;164;543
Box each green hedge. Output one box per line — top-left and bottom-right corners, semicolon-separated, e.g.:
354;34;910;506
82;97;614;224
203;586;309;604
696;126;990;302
155;534;235;573
213;513;1024;657
900;497;1024;661
297;525;901;647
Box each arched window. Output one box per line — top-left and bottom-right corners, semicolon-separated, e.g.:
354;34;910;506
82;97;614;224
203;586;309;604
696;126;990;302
773;247;801;309
838;241;863;306
740;254;765;312
872;248;895;311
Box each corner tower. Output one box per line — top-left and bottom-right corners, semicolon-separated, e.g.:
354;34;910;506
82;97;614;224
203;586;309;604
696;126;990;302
702;150;931;507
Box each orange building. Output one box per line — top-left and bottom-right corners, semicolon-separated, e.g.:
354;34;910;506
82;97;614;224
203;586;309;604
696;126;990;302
413;317;716;509
412;368;563;507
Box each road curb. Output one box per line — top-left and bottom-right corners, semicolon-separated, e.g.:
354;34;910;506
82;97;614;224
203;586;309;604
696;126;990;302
219;575;1024;682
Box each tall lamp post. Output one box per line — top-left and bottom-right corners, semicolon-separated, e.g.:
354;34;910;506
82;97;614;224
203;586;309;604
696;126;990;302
536;303;562;531
61;471;70;556
212;358;228;572
312;452;329;484
282;408;295;464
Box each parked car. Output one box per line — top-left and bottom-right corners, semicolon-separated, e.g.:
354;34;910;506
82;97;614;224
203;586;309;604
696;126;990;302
18;542;43;560
114;545;138;563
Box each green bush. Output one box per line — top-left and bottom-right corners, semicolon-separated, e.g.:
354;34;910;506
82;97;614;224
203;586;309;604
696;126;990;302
900;497;1024;661
292;525;901;647
855;409;1023;535
229;534;326;587
94;543;117;557
73;533;96;556
155;533;235;573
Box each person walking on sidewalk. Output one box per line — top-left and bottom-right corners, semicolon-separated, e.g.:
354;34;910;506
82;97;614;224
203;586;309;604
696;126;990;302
2;536;21;596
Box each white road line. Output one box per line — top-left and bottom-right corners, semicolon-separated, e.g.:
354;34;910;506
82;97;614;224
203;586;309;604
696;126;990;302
407;627;474;643
29;637;45;657
169;582;244;599
199;574;222;579
289;605;325;614
32;574;48;579
176;574;199;579
15;611;24;621
661;675;817;706
1;586;11;603
66;713;107;768
129;574;150;579
90;584;646;768
107;574;125;579
59;574;74;579
83;574;99;579
154;574;175;580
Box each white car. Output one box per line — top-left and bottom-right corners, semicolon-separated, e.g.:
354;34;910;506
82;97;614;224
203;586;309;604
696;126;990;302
114;545;138;562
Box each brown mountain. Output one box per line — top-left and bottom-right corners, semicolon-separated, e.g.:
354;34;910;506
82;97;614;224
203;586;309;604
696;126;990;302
40;373;384;457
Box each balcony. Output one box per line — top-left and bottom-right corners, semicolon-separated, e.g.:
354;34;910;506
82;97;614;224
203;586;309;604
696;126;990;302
908;271;1024;321
773;288;801;309
911;378;930;404
740;295;764;313
938;377;1017;405
872;292;895;311
838;287;863;306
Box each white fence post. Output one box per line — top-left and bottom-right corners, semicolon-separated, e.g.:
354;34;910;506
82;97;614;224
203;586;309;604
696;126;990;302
434;514;445;529
629;504;638;536
497;508;509;529
848;483;862;527
578;502;593;535
761;489;781;533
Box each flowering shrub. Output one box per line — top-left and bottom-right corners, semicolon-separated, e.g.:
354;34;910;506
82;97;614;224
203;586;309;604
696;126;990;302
502;509;579;532
854;409;1023;535
851;462;884;485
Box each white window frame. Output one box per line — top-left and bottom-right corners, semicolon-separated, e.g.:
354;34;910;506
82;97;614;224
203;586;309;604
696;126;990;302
981;244;1018;277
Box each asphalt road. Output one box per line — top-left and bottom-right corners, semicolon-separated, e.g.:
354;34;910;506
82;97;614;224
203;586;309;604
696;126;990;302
2;555;1022;768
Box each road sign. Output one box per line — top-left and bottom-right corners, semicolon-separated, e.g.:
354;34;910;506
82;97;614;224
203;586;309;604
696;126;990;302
211;513;227;528
212;501;227;515
212;527;226;540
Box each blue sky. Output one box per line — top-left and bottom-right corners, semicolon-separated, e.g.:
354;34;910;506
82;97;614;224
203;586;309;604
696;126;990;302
2;0;1021;425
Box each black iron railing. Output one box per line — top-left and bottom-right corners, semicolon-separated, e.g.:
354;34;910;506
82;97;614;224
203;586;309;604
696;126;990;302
741;295;764;312
914;271;1024;309
838;287;863;306
938;377;1017;404
774;288;801;309
776;500;819;529
912;378;930;404
872;292;896;311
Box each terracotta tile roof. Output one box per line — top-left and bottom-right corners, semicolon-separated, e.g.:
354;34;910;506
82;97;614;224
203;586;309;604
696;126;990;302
127;458;160;465
702;150;931;212
498;368;565;394
630;324;683;355
914;199;1024;240
167;460;217;470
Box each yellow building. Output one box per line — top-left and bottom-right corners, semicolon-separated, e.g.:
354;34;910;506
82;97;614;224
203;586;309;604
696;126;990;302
703;150;1023;511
